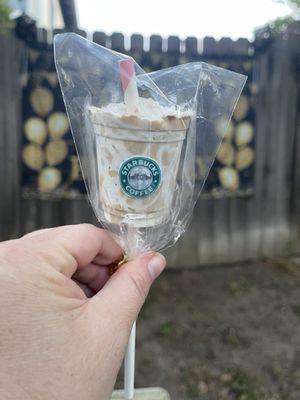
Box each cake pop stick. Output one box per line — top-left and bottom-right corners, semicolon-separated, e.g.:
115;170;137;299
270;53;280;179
119;58;139;400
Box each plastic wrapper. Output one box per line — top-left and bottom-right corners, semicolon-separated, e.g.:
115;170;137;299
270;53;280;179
54;33;246;258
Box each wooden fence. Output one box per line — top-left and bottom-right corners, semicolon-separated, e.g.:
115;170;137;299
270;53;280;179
0;24;299;267
20;33;254;197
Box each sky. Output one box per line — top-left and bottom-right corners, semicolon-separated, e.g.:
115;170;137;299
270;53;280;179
76;0;291;40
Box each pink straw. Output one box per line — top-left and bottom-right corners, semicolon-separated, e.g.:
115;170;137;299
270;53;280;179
119;59;135;93
118;59;139;113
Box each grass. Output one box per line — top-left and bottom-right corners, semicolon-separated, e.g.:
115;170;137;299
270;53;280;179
225;371;262;400
180;366;212;398
221;326;252;349
157;321;174;337
292;304;300;319
226;280;249;296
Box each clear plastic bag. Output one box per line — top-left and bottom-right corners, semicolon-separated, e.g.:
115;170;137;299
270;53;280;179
54;33;246;258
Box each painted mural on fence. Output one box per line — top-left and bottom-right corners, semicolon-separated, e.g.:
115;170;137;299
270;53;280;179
201;60;255;197
22;47;85;197
21;39;255;198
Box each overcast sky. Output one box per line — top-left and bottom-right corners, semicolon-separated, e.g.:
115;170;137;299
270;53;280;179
76;0;291;40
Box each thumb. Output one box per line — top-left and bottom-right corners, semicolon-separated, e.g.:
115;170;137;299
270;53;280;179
92;252;166;329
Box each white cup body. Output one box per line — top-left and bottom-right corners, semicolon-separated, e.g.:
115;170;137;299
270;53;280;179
92;117;187;227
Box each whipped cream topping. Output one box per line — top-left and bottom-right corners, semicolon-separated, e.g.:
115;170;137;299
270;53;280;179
98;97;182;121
88;97;190;131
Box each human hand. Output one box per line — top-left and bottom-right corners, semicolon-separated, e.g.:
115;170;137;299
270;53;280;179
0;224;166;400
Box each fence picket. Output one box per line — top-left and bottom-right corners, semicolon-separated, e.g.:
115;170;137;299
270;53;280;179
93;31;107;46
131;34;144;51
149;35;162;52
167;36;180;54
111;32;125;52
185;36;198;56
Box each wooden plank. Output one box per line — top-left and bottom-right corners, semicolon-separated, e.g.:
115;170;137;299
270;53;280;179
79;199;95;224
256;37;290;257
235;38;252;56
203;37;218;57
72;199;96;225
149;35;162;53
130;34;144;52
20;199;38;235
112;388;170;400
59;198;96;226
216;38;251;262
37;200;60;229
0;33;6;239
59;199;75;226
110;32;125;52
174;206;200;268
290;34;300;252
185;37;198;57
165;187;216;268
242;50;269;260
197;198;215;265
228;197;247;262
211;197;231;263
2;33;10;239
167;36;180;54
5;35;22;239
129;34;144;64
0;33;22;240
218;37;235;56
93;31;107;46
272;34;299;254
148;35;163;70
163;36;180;68
256;45;275;257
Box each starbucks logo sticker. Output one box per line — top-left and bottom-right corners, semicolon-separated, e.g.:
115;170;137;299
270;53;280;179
119;156;161;198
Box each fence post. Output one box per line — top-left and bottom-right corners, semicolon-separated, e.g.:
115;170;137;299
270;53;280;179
287;30;300;252
0;31;23;239
253;31;300;257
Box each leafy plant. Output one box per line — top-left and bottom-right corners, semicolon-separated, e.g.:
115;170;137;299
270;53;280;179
0;0;12;32
256;0;300;36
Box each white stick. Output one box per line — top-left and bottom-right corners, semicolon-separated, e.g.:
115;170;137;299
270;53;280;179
124;321;136;400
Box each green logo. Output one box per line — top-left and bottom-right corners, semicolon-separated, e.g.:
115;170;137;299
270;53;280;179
119;156;161;198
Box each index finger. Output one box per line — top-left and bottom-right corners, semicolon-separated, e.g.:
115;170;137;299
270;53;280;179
21;224;123;277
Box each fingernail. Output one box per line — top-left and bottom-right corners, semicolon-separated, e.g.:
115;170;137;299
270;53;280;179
147;253;166;279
